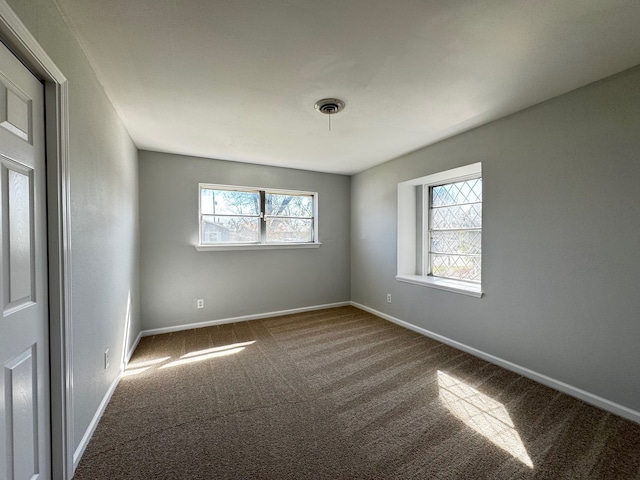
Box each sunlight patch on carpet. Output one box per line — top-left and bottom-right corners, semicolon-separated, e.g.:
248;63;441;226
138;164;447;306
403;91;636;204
160;340;256;369
182;341;256;358
123;356;172;376
437;370;533;468
127;356;171;369
122;366;152;377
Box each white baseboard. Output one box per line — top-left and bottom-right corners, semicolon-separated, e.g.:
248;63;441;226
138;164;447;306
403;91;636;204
73;372;121;470
140;301;351;337
351;302;640;425
74;333;142;471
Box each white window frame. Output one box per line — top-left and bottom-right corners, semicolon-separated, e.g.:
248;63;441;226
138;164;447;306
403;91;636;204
396;163;482;297
196;183;321;251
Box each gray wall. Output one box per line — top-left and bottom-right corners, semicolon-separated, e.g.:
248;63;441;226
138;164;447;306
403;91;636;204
7;0;141;450
138;151;350;331
351;66;640;413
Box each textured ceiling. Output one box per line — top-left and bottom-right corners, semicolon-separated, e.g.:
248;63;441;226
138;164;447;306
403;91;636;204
54;0;640;174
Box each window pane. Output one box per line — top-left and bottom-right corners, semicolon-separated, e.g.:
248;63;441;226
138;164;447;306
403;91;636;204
430;254;481;283
431;178;482;207
202;189;260;216
201;189;215;214
266;193;313;217
201;215;259;243
266;218;313;242
430;230;481;255
431;204;482;229
428;176;482;283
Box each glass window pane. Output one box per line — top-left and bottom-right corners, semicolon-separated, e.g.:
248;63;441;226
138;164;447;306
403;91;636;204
430;254;481;283
431;204;482;230
266;218;313;242
428;176;482;283
203;189;260;216
200;188;214;215
430;230;481;255
266;193;313;217
201;215;259;243
431;178;482;207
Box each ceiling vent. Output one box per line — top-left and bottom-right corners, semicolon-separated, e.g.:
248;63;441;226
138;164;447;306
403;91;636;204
314;98;345;115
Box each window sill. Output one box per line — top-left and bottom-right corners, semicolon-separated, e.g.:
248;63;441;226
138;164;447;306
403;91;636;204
395;274;482;298
195;242;321;252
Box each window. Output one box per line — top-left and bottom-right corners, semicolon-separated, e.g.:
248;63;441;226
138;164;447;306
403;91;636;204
197;184;319;250
397;163;482;297
265;192;315;243
200;188;261;243
427;178;482;283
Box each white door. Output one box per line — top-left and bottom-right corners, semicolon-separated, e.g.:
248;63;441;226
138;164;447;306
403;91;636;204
0;40;50;480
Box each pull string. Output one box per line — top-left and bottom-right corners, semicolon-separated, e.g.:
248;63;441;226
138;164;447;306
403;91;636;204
314;98;345;132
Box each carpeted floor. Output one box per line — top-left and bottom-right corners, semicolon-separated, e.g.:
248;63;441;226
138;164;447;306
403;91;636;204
74;306;640;479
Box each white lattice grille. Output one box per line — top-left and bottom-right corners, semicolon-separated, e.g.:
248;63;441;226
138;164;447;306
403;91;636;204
428;178;482;283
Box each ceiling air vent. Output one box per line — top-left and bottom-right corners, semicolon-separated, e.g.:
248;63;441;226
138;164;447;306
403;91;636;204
314;98;345;114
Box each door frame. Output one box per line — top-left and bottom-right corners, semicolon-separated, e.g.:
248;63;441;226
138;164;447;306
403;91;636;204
0;2;74;479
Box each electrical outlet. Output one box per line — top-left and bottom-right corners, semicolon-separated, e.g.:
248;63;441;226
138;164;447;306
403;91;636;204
196;299;204;309
387;293;392;303
104;349;110;369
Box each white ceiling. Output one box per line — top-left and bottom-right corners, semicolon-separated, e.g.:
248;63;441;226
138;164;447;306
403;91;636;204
54;0;640;175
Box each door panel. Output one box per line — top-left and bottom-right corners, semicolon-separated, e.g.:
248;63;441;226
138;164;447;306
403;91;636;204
4;159;35;311
0;79;32;143
0;39;49;480
5;345;38;480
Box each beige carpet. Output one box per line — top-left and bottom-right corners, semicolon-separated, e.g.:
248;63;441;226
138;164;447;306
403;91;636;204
74;306;640;479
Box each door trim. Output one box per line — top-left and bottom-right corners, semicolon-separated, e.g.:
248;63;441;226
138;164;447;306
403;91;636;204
0;2;74;479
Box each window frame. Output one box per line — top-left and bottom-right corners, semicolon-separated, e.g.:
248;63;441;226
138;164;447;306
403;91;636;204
196;183;320;251
396;163;482;297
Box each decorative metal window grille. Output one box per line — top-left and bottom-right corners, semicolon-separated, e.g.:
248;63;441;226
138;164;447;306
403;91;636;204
427;177;482;283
